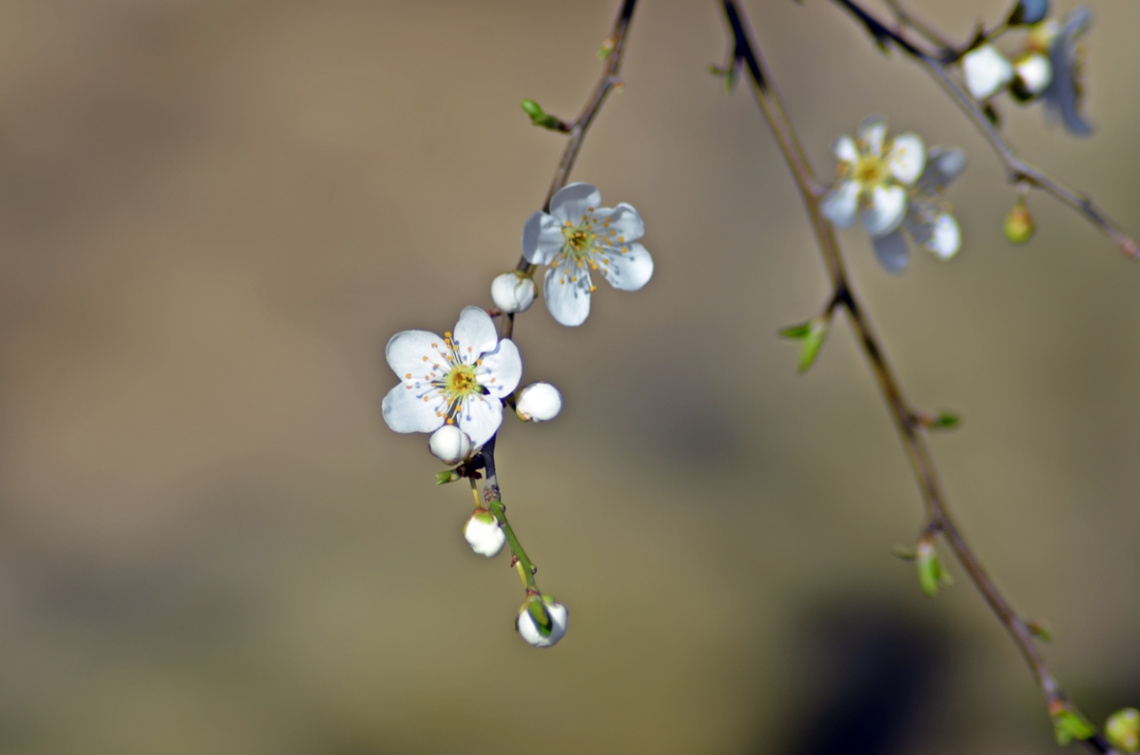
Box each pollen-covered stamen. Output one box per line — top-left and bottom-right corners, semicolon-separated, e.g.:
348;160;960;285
854;152;889;190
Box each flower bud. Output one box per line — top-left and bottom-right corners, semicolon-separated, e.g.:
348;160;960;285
1011;53;1052;100
516;594;568;648
1107;708;1140;752
1005;201;1036;244
1009;0;1050;26
515;382;562;422
429;425;473;465
963;45;1015;100
464;508;505;557
491;271;536;314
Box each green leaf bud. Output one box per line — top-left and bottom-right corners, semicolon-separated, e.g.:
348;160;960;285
916;537;952;597
780;317;828;373
1051;704;1096;746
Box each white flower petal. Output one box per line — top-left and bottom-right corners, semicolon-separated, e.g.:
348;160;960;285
886;133;925;185
832;134;858;164
925;213;961;259
858;116;887;156
382;382;445;434
917;147;967;192
522;211;564;265
549;182;602;222
1044;8;1093;136
821;180;861;229
543;265;592;327
599;241;653;292
862;184;907;237
592;203;645;242
385;329;444;378
477;338;522;398
456;393;503;447
963;44;1014;100
871;229;911;273
452;306;498;365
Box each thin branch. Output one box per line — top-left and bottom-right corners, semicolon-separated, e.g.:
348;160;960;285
503;0;638;342
829;0;1138;260
720;2;1116;750
480;0;641;593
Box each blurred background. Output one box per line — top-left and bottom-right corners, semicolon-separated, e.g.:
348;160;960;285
1;0;1139;753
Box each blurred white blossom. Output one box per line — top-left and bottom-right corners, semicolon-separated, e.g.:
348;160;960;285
821;116;925;238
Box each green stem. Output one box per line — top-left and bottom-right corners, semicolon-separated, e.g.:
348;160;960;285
488;497;537;591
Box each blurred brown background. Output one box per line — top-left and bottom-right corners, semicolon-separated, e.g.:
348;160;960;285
1;1;1139;753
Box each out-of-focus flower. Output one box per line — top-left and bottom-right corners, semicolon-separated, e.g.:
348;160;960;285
491;270;536;314
1040;7;1093;136
821;116;925;239
522;183;653;327
464;508;505;557
871;146;967;273
516;594;568;648
382;306;522;447
515;382;562;422
963;45;1015;100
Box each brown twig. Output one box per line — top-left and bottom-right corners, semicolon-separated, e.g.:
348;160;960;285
484;0;641;589
720;2;1117;751
830;0;1138;260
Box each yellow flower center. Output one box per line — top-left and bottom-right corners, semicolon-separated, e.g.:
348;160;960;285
562;222;597;258
854;154;888;189
445;364;478;396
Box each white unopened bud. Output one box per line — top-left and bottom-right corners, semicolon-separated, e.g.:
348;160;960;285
963;44;1014;100
1012;52;1052;98
429;425;473;465
515;382;562;422
491;271;536;314
464;508;505;557
516;595;568;648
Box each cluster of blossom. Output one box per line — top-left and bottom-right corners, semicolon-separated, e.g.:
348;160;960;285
962;1;1092;135
381;183;653;647
821;115;967;272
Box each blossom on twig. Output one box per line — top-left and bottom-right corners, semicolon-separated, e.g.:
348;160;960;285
821;116;925;239
871;146;967;273
382;306;522;447
522;183;653;327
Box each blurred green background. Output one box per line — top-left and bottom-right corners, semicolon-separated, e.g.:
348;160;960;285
1;1;1139;753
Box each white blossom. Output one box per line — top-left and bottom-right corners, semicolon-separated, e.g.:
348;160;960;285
515;382;562;422
821;116;925;238
382;306;522;447
464;509;505;558
516;595;568;648
522;183;653;327
871;146;966;273
490;271;536;314
963;44;1015;100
